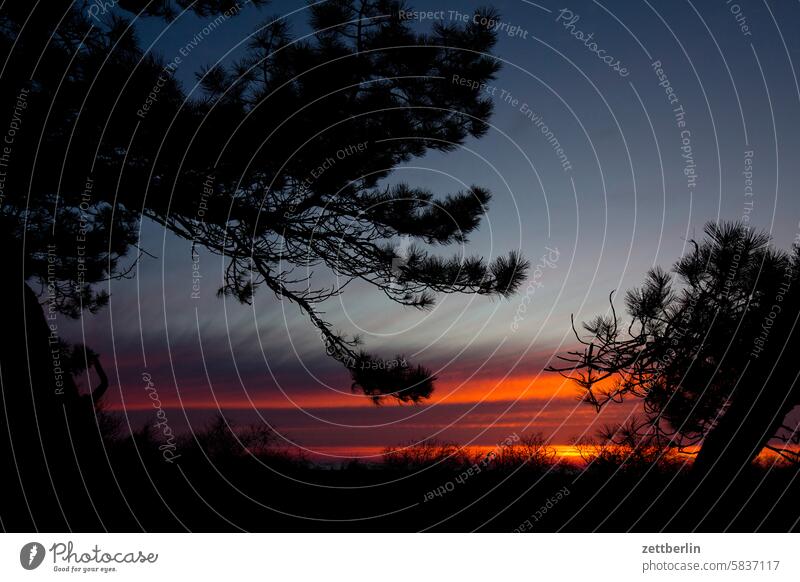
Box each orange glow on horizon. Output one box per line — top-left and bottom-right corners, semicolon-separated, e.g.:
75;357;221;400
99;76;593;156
109;373;578;412
109;371;580;411
430;372;575;405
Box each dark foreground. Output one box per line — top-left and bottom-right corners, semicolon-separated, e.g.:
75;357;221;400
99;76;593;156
3;416;798;533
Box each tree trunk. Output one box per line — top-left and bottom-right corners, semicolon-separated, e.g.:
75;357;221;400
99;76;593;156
0;248;102;530
685;366;799;528
693;390;793;478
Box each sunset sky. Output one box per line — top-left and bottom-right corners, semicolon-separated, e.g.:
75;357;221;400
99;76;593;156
60;0;800;458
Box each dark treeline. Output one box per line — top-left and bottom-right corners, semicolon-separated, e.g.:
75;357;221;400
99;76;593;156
45;415;799;532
